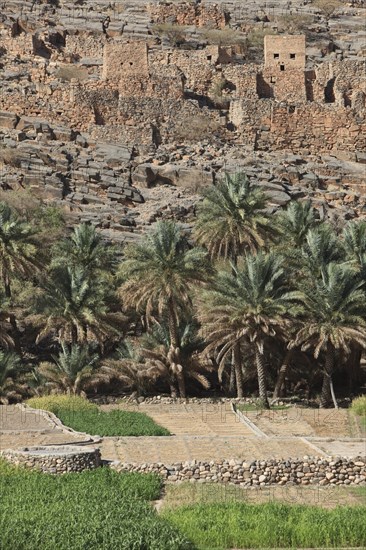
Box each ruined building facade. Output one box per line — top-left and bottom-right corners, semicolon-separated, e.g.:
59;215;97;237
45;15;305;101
0;23;365;155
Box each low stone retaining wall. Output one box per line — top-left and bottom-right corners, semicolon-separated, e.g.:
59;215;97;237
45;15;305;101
1;446;101;474
112;456;366;486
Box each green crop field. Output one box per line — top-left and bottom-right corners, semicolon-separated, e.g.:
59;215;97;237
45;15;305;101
163;501;366;549
0;460;191;550
27;395;170;436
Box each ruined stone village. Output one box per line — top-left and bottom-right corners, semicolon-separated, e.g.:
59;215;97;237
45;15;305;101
0;0;365;239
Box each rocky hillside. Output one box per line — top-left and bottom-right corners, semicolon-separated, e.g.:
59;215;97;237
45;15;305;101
0;0;365;240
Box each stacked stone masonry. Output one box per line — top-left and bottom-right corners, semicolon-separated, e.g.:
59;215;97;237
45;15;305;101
113;457;366;486
1;446;102;474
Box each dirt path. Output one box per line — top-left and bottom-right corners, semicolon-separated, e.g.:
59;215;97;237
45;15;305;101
0;405;88;451
101;402;255;436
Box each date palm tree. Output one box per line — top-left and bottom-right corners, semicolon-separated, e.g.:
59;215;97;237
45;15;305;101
199;252;297;407
35;266;123;347
118;220;211;397
275;200;319;256
271;201;319;398
37;344;100;396
0;350;25;404
291;262;366;408
343;219;366;279
193;172;271;395
193;171;271;262
0;202;38;352
139;322;214;397
0;202;38;298
100;340;166;398
51;223;115;278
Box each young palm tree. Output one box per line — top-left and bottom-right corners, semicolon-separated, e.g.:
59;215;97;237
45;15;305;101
118;220;211;397
291;262;366;408
51;223;115;278
100;340;166;398
193;172;271;262
37;344;100;396
0;350;25;404
199;252;297;406
35;266;123;346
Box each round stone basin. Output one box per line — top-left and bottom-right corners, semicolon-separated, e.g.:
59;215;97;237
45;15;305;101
1;445;101;473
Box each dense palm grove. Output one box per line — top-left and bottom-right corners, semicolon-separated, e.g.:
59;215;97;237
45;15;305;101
0;174;365;408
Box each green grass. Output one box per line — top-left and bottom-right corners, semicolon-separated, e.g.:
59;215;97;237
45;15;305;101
0;459;192;550
163;501;366;549
27;395;170;436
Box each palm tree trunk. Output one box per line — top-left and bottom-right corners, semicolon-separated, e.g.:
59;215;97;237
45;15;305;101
273;349;294;399
3;273;21;356
255;348;269;409
320;342;337;408
168;299;184;397
169;377;178;398
233;343;243;398
228;352;236;396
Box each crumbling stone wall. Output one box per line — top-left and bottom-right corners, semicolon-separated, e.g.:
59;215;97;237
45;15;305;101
102;40;149;82
149;1;227;28
64;32;106;61
119;65;184;99
231;99;366;153
312;60;366;108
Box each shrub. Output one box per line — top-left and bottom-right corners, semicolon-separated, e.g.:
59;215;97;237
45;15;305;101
27;394;98;415
351;395;366;417
0;461;192;550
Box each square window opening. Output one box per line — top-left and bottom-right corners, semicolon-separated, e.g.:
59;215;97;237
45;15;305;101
290;53;296;59
274;53;279;59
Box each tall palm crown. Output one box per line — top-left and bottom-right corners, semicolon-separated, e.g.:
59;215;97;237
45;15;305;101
291;262;366;407
199;252;296;407
193;172;271;261
51;223;114;277
118;220;211;397
0;202;37;297
119;220;210;324
36;266;121;345
301;225;345;278
275;200;319;250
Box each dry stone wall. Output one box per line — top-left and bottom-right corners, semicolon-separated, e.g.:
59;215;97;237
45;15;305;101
1;446;102;474
112;456;366;486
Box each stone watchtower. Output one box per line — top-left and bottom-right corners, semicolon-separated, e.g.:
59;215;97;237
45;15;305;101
262;35;307;102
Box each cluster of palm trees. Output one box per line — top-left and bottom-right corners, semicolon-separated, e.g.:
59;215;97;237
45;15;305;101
0;173;365;407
